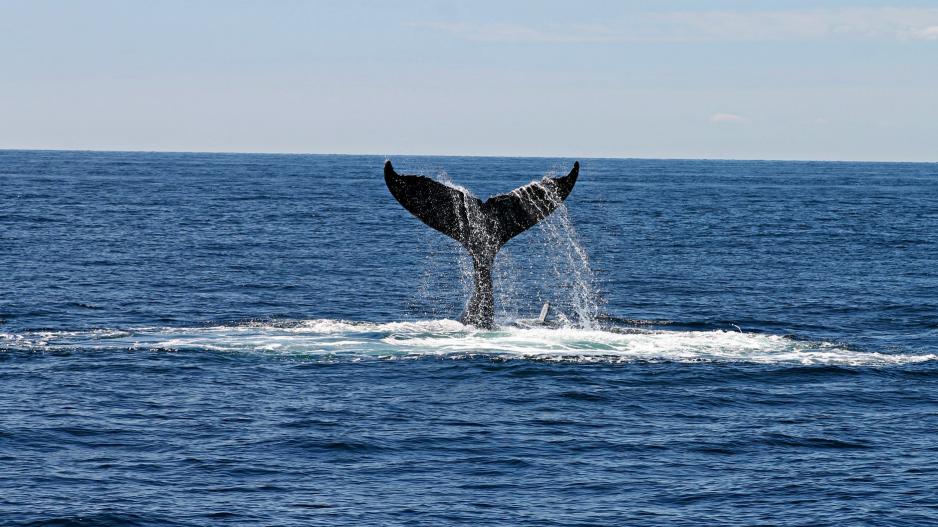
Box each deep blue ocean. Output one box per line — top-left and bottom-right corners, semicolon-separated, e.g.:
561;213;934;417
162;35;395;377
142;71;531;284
2;150;937;526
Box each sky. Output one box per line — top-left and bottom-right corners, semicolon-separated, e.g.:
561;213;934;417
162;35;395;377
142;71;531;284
1;0;937;161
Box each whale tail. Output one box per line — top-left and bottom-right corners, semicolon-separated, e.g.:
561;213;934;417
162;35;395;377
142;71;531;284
384;160;579;328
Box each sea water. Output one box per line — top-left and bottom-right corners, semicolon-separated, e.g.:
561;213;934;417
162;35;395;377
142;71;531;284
1;151;937;525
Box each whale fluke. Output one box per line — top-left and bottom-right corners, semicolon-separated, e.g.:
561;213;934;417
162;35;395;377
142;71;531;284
384;160;579;328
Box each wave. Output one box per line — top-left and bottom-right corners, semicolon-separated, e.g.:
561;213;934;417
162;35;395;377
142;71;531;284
2;319;935;366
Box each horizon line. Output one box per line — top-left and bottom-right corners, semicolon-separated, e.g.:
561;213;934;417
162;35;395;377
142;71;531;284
1;147;936;165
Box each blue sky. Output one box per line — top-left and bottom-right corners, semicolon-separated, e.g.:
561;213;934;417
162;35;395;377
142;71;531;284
1;1;937;161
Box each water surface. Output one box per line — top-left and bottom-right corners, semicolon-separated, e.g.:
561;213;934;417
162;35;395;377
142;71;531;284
2;151;937;525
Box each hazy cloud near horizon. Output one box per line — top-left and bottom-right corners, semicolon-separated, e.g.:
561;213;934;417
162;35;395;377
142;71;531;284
419;7;938;43
1;1;936;161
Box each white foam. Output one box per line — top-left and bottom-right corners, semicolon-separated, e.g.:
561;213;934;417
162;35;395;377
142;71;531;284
2;319;935;366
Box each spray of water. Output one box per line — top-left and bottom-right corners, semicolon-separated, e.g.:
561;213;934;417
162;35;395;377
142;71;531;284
416;166;602;328
527;191;601;327
505;171;601;328
413;169;476;318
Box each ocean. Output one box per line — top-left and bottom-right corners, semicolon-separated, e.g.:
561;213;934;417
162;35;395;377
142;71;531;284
2;150;937;525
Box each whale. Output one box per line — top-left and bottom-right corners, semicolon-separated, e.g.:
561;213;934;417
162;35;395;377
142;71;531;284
384;160;579;329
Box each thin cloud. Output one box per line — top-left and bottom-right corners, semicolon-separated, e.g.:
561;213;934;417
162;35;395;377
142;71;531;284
904;25;938;40
710;113;748;125
416;22;619;43
417;8;938;43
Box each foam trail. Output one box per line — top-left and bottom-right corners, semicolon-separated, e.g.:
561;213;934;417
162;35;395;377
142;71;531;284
2;320;935;366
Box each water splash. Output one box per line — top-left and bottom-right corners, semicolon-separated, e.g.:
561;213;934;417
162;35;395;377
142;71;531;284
414;166;602;327
520;172;601;328
494;169;601;328
411;169;468;318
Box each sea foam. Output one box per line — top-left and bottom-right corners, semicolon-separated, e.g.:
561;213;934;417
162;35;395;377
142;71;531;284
3;319;934;366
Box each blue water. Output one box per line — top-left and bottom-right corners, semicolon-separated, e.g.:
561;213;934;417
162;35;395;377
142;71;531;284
2;150;937;525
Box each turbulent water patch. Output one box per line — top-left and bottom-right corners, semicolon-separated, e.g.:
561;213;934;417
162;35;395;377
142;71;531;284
3;320;934;366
